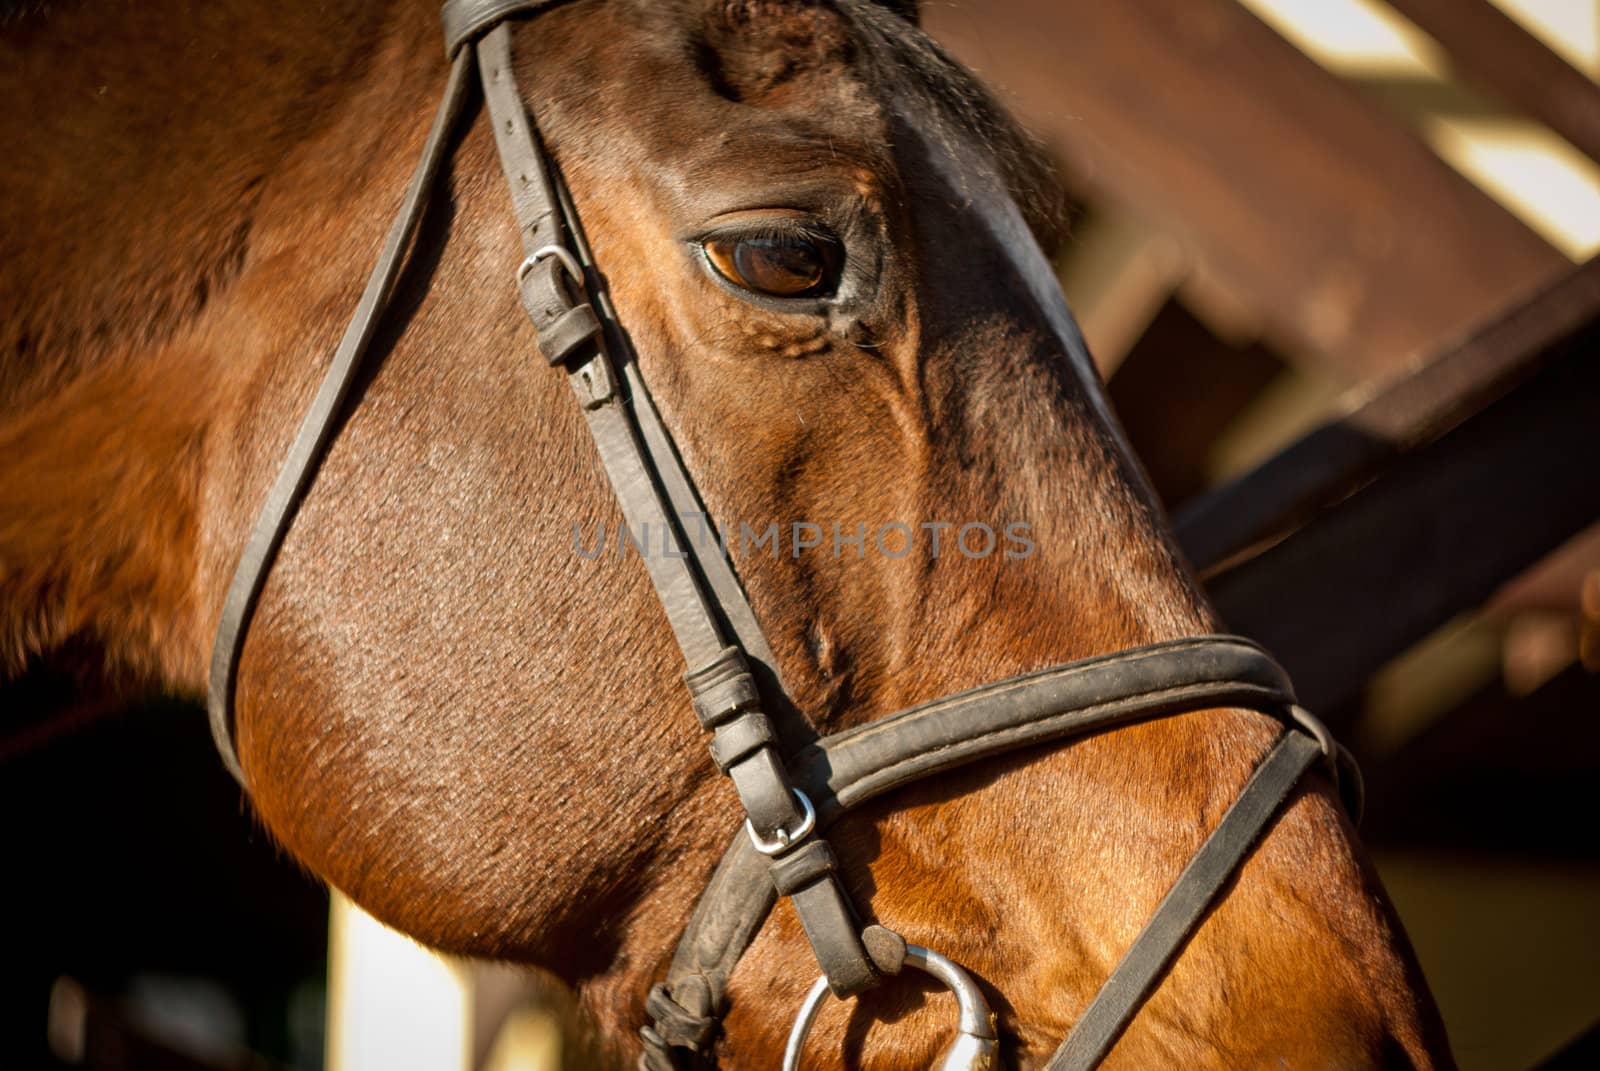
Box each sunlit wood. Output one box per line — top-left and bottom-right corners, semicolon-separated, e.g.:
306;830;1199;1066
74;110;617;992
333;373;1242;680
326;895;472;1071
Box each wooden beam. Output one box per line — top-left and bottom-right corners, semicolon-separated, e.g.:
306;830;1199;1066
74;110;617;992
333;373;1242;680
327;894;472;1071
1177;256;1600;573
1489;522;1600;617
924;0;1569;380
1385;0;1600;167
1345;75;1519;125
1107;299;1284;508
1202;336;1600;715
1054;207;1186;377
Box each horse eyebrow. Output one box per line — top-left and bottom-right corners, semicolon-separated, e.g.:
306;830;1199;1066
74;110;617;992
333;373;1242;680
838;0;1070;256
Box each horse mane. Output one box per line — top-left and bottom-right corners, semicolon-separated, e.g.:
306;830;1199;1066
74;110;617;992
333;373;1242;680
837;0;1069;255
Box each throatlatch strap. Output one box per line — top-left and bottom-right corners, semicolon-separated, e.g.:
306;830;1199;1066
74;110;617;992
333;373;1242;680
469;19;878;1000
206;54;475;784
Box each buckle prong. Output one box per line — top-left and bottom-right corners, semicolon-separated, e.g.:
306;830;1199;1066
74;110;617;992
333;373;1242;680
745;789;816;856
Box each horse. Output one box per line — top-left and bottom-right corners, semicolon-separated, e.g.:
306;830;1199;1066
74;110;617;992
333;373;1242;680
0;0;1454;1066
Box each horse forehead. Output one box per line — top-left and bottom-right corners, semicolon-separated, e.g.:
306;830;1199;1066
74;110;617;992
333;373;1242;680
541;1;885;156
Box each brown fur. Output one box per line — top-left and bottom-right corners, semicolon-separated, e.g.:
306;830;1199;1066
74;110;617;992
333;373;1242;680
1;1;1451;1066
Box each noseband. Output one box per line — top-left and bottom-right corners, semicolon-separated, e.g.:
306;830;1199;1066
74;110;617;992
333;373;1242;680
207;2;1361;1067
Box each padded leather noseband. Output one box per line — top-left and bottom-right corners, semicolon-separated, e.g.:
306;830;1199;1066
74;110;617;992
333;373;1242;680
207;3;1360;1067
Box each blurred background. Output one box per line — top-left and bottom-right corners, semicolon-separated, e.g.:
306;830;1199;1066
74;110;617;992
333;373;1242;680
4;1;1597;1068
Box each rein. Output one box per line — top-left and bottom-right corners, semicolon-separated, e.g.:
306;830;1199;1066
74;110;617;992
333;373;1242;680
206;2;1360;1067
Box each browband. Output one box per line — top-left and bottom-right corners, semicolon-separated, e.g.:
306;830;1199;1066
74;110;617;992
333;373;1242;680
444;0;572;58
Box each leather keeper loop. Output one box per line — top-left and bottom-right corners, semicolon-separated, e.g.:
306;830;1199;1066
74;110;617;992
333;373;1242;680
518;259;602;367
708;711;776;773
768;839;837;897
728;749;803;835
862;925;908;975
518;254;576;324
645;983;717;1050
685;647;758;728
536;303;602;365
691;674;758;729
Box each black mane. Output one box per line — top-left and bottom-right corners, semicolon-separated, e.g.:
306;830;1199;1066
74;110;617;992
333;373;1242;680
839;0;1070;255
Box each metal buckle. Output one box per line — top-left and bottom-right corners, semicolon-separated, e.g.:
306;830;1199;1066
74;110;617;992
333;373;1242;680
744;789;816;856
782;944;999;1071
516;244;584;291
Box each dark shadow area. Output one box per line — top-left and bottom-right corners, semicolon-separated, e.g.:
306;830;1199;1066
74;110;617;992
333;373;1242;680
0;686;328;1069
1362;667;1600;859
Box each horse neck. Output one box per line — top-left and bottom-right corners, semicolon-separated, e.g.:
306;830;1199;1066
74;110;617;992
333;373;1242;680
0;0;439;685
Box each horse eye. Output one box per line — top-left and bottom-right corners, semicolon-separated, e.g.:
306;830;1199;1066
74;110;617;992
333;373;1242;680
703;234;835;298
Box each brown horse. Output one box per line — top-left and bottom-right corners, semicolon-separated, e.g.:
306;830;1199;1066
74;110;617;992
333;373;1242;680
1;0;1452;1066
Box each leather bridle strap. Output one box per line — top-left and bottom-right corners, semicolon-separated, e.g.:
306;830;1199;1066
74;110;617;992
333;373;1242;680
464;11;884;998
442;0;553;54
548;141;794;703
1045;730;1321;1070
646;636;1354;1064
212;0;878;999
206;52;474;783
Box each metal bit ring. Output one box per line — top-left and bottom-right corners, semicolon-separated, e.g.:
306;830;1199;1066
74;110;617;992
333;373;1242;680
782;944;999;1070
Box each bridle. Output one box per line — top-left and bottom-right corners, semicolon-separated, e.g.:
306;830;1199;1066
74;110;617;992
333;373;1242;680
206;2;1362;1068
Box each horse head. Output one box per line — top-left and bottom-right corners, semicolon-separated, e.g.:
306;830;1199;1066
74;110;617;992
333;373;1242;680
0;1;1450;1066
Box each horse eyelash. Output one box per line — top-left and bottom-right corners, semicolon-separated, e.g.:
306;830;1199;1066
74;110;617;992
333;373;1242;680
696;219;842;247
